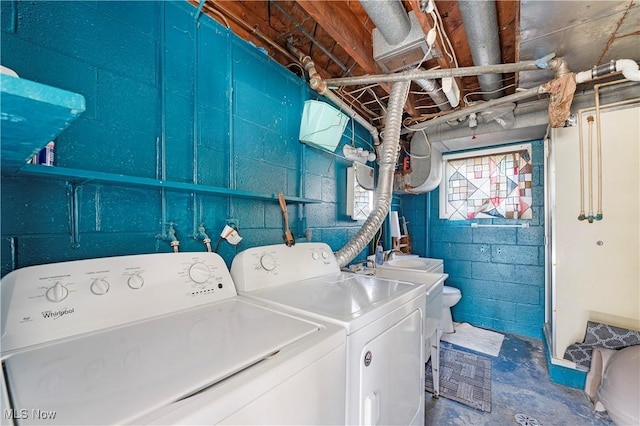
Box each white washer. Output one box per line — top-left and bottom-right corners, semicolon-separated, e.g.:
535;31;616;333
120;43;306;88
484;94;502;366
0;252;346;425
231;242;426;426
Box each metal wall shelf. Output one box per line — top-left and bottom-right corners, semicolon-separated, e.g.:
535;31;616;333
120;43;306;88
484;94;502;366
10;164;322;204
0;74;86;171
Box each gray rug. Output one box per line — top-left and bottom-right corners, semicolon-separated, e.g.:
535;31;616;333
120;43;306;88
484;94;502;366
563;321;640;370
426;347;492;412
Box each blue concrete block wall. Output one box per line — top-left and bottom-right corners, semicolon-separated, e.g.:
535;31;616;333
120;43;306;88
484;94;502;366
401;140;546;339
0;1;371;276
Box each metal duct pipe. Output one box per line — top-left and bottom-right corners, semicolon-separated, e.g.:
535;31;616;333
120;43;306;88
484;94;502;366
415;78;452;111
457;0;503;99
335;81;410;267
359;0;411;46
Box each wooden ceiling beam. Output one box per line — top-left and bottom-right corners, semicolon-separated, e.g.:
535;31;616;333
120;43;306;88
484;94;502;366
294;0;418;117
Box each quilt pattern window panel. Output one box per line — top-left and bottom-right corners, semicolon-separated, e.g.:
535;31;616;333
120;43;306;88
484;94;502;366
444;150;532;220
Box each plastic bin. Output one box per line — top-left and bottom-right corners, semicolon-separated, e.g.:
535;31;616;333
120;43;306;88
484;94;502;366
299;100;348;152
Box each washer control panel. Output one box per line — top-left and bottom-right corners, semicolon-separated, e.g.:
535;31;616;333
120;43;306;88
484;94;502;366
230;242;340;292
1;252;236;353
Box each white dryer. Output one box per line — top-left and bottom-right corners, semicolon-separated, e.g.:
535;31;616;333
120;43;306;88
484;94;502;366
231;242;426;426
0;252;346;425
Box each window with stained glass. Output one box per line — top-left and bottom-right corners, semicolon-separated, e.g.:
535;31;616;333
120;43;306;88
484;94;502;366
439;144;533;220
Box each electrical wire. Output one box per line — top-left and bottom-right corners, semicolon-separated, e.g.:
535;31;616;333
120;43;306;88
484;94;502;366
401;130;432;159
213;236;223;253
463;83;517;105
429;9;458;68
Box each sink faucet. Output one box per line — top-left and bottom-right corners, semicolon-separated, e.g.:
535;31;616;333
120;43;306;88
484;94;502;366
384;249;404;262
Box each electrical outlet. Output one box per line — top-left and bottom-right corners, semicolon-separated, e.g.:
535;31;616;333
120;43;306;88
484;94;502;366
497;247;502;255
226;218;239;229
480;245;486;253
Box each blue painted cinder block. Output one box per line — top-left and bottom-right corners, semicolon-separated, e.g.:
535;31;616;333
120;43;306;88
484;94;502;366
455;278;493;299
96;1;159;38
492;244;539;265
0;36;99;120
305;203;338;228
431;225;472;243
472;227;517;244
516;225;544;246
97;69;158;134
472;262;515;281
515;303;544;323
1;178;69;235
495;282;540;304
443;259;472;278
401;140;546;339
17;2;157;84
0;1;371;276
513;264;545;285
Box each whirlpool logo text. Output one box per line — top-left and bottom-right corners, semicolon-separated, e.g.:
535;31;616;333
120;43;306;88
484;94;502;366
41;307;75;320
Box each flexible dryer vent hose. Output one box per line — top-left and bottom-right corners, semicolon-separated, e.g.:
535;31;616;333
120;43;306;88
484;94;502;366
335;81;410;267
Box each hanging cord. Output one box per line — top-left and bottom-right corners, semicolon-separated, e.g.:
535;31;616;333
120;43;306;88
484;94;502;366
429;9;458;68
401;130;432;159
213;236;224;253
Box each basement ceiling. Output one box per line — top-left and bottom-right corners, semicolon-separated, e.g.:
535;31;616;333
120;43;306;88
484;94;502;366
193;0;640;132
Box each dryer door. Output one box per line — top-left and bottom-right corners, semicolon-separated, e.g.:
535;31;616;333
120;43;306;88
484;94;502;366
358;309;424;426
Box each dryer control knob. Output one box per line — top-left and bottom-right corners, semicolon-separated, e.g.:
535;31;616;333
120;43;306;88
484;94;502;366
189;262;211;284
311;252;319;260
90;279;110;295
260;254;276;271
46;282;69;303
127;274;144;290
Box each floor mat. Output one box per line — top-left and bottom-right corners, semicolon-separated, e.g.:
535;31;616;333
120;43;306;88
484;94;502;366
441;322;504;357
426;347;492;412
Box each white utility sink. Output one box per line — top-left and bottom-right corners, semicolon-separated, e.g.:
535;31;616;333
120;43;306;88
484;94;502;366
387;259;431;269
381;256;444;273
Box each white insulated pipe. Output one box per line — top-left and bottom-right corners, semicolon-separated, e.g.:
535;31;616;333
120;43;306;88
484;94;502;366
575;59;640;83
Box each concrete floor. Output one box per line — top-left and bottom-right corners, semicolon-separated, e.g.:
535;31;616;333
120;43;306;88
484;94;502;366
425;333;615;425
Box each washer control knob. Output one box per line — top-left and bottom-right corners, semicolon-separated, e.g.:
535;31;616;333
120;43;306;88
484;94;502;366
46;282;69;303
189;262;211;284
90;279;110;295
127;274;144;290
260;254;276;271
311;252;319;260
